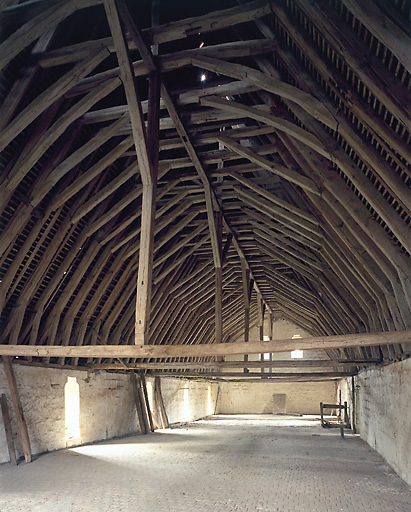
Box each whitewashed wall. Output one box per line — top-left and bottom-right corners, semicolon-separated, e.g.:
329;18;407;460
339;358;411;486
0;363;140;464
218;318;337;414
151;378;218;424
0;364;218;464
217;380;336;415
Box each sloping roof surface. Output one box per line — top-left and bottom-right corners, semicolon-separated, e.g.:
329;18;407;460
0;0;410;373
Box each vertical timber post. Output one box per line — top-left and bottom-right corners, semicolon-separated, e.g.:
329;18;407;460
0;393;17;465
2;357;32;462
241;261;250;373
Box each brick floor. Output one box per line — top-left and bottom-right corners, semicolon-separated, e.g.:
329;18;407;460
0;415;410;512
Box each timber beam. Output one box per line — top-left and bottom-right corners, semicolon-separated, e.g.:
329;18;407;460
0;330;409;358
91;359;380;370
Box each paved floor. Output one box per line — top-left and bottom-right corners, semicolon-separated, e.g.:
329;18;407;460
0;415;410;512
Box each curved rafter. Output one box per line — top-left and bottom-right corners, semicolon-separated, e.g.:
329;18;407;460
0;0;409;377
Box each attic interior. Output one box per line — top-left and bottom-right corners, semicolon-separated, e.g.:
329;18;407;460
0;0;410;495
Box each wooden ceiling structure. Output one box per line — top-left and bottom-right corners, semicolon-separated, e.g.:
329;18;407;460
0;0;410;381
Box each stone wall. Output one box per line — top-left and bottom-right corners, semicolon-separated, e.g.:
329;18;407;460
0;363;140;463
218;317;337;414
0;363;218;464
217;380;336;415
339;358;411;486
149;378;218;425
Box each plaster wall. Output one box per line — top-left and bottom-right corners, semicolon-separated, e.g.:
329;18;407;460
150;378;218;425
216;380;336;415
339;358;411;486
219;318;337;414
0;363;140;464
0;364;218;464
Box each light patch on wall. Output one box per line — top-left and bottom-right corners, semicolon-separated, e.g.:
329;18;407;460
65;377;80;441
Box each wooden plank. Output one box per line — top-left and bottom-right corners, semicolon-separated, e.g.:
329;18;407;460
140;373;155;432
201;96;327;159
154;377;169;428
35;0;272;68
2;357;32;463
161;85;222;269
293;0;410;130
0;25;56;132
135;183;157;345
192;56;337;129
268;83;411;253
130;372;148;434
150;371;356;379
30;114;130;207
91;359;379;370
215;212;223;344
106;2;159;346
258;41;411;213
104;1;153;183
0;330;409;358
0;48;109;153
227;170;318;225
217;137;320;195
0;394;17;465
263;11;410;175
137;374;150;434
242;262;251;371
4;78;121;195
0;0;101;71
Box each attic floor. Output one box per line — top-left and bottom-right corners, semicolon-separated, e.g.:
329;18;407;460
0;415;410;512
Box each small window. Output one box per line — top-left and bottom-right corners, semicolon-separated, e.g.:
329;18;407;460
291;334;303;359
65;377;80;440
262;336;271;360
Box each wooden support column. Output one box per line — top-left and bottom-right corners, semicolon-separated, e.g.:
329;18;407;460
0;394;17;465
257;293;265;374
2;357;31;463
215;212;223;345
242;261;251;372
140;373;155;432
104;0;158;345
351;376;357;434
154;377;169;429
130;372;148;434
268;312;274;374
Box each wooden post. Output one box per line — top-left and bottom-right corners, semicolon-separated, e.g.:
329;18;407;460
154;376;169;428
351;376;357;434
152;378;163;428
344;401;349;427
257;293;265;374
0;394;17;465
268;312;274;374
140;373;155;432
2;357;32;462
103;0;158;346
242;261;251;373
130;371;148;434
136;374;150;433
215;211;223;345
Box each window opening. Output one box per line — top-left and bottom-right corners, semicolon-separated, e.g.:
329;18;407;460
65;377;80;441
291;334;303;358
